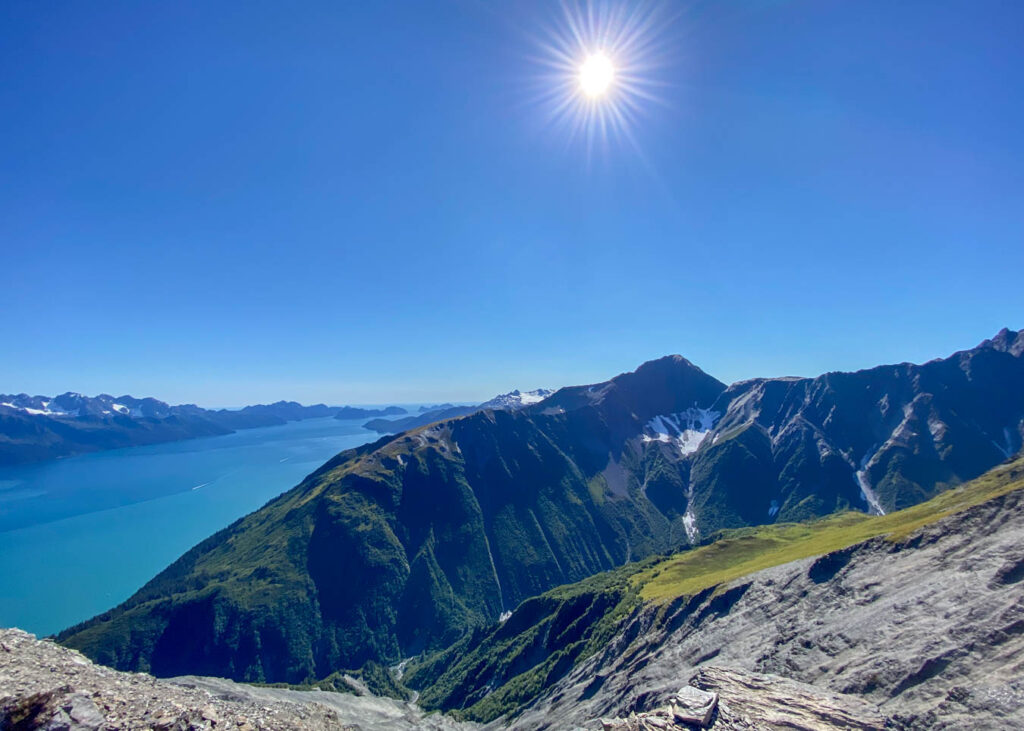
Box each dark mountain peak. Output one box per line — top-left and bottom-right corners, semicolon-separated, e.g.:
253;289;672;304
535;355;726;436
983;327;1024;357
923;327;1024;367
618;354;710;381
612;354;703;383
637;353;694;367
606;354;725;413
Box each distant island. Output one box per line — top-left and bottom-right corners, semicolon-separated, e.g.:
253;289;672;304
365;404;478;433
0;395;407;466
418;403;455;413
334;405;407;420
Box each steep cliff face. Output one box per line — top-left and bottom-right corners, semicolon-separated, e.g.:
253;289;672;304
57;332;1024;691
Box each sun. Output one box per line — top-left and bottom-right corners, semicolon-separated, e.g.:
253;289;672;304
579;52;615;98
524;0;674;155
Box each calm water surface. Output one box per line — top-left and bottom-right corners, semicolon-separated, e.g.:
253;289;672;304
0;417;384;636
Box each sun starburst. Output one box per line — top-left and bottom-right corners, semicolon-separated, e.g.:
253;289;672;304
524;1;675;157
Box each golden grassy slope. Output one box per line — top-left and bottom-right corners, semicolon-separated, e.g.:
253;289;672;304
637;454;1024;601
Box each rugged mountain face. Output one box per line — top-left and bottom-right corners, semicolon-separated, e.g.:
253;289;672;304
684;327;1024;539
0;396;406;465
57;331;1024;694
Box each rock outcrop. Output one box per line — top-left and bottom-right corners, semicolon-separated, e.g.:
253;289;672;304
600;666;885;730
0;628;472;730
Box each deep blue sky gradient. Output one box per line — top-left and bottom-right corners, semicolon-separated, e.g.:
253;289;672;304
2;1;1022;405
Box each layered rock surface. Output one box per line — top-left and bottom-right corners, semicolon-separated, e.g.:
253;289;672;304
600;666;885;730
507;485;1024;729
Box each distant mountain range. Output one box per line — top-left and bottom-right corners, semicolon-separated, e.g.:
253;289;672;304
57;329;1024;689
363;389;555;433
0;396;409;466
0;386;559;466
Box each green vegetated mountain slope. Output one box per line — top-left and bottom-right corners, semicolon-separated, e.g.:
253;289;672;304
405;453;1024;724
58;330;1024;686
59;356;726;682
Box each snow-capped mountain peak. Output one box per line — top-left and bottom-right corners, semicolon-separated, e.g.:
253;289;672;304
480;388;556;411
0;394;78;417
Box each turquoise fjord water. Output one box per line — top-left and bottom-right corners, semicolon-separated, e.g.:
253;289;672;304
0;416;384;637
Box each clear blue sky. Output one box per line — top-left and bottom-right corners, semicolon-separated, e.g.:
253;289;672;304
2;1;1022;406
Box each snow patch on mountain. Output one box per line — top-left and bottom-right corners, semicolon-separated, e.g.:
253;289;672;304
481;388;555;411
0;398;77;417
995;427;1017;459
853;447;887;516
682;509;699;543
641;407;720;456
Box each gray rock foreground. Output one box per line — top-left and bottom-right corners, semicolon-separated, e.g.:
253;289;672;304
0;628;471;730
0;626;891;731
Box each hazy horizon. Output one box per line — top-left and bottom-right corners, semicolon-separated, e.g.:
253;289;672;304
1;326;1016;408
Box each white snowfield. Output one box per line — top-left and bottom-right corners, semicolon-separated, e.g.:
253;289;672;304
515;390;549;405
481;388;555;411
641;407;721;456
